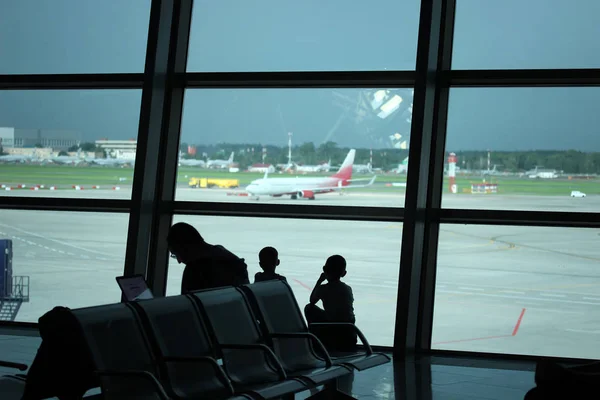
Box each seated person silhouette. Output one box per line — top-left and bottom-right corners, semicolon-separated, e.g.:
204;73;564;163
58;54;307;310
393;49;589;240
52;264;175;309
304;255;357;351
167;222;249;294
254;246;287;283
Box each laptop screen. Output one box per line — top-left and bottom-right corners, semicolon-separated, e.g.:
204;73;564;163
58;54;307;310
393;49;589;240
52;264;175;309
116;275;154;302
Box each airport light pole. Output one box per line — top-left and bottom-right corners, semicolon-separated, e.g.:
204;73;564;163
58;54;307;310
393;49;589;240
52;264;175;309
448;152;457;193
287;132;293;166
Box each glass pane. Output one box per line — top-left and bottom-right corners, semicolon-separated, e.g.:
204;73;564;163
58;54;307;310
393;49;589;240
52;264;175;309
433;224;600;359
187;0;420;72
0;90;141;199
167;216;402;346
0;0;151;74
176;88;413;207
453;0;600;69
442;88;600;212
0;210;128;322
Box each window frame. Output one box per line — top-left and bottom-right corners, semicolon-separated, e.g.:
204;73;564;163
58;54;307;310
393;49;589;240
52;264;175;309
1;0;600;361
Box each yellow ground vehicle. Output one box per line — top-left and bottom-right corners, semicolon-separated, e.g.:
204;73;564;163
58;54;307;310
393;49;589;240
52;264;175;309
188;177;239;189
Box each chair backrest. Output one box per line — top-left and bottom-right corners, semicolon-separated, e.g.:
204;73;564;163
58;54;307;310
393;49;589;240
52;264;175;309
133;294;232;399
71;303;163;400
192;287;280;385
240;281;325;371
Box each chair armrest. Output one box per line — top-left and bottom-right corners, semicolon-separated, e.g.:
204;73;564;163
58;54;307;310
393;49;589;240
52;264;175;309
308;322;373;355
94;369;170;400
161;356;233;391
270;332;333;367
219;343;287;380
0;360;28;371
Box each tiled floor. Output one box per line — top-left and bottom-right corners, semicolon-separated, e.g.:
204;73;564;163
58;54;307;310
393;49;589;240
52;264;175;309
0;329;537;399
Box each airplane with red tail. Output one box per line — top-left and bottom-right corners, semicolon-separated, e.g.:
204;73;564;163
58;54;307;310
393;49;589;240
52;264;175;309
245;149;376;200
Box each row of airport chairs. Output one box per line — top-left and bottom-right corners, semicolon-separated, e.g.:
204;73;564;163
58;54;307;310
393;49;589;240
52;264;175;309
2;279;390;399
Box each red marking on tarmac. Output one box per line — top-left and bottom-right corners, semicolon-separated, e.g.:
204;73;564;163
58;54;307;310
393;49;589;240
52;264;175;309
433;334;512;345
512;308;526;336
293;278;312;291
433;307;527;346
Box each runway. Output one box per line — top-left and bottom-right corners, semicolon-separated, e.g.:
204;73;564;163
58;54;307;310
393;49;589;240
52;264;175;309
1;189;600;359
4;185;600;213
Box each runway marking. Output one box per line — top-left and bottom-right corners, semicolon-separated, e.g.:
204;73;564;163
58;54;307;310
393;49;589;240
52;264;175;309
458;287;485;291
292;278;312;291
583;297;600;301
540;293;566;298
501;290;526;295
433;308;526;346
438;290;600;305
565;329;600;334
0;222;113;257
512;308;526;336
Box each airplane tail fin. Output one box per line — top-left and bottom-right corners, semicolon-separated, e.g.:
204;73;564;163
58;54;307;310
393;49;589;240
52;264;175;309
229;152;234;163
332;149;355;180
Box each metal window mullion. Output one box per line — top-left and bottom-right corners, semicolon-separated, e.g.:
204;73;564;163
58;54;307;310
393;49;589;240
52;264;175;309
0;73;144;90
394;0;455;354
146;0;193;297
184;70;416;88
123;0;189;286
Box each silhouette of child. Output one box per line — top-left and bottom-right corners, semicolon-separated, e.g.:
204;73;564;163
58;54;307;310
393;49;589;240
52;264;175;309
305;254;355;323
304;255;357;350
254;246;287;283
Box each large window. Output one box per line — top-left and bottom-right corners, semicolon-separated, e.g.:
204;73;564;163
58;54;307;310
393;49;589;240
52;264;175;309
452;0;600;69
0;0;151;74
187;0;420;72
432;224;600;359
0;210;129;322
442;88;600;212
166;216;402;346
0;90;141;199
177;88;413;207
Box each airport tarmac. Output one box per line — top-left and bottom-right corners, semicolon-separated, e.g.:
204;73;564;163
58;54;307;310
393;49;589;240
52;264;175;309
1;189;600;359
3;184;600;212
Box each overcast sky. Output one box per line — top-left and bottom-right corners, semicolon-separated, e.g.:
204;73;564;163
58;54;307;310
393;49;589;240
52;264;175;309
1;0;599;151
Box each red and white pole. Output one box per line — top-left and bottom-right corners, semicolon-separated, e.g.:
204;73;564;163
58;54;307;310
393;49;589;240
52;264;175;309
448;152;457;194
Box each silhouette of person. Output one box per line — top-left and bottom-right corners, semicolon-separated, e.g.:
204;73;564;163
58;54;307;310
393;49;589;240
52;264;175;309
167;222;249;294
304;255;357;350
255;246;287;283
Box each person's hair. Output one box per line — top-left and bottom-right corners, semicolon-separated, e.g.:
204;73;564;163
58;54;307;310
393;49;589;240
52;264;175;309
259;246;278;268
324;254;346;279
167;222;204;247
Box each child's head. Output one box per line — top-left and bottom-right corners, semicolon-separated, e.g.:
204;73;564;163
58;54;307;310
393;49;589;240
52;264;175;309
323;254;347;281
259;246;280;273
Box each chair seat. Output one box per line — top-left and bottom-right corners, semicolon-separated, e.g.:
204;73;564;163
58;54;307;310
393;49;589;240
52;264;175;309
288;365;352;386
0;375;26;400
330;352;391;371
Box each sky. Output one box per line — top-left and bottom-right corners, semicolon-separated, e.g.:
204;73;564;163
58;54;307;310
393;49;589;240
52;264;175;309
1;0;599;151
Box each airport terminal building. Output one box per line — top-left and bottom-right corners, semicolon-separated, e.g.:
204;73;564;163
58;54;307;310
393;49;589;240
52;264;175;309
0;127;81;151
0;1;597;399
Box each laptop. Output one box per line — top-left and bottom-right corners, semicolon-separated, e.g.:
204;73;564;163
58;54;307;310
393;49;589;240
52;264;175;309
116;274;154;302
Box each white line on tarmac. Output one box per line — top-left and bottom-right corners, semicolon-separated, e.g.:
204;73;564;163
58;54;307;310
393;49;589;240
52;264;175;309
501;290;526;295
565;329;600;334
0;222;113;257
540;293;567;298
524;307;584;315
437;290;600;305
583;297;600;301
458;287;485;291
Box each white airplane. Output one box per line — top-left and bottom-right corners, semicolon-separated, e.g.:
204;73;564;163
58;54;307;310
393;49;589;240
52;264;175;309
206;152;234;169
294;160;331;173
178;151;206;167
245;149;376;200
0;154;34;163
